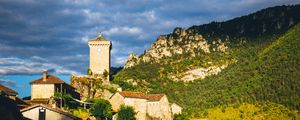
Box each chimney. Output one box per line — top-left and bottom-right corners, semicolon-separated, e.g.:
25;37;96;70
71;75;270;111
43;71;47;81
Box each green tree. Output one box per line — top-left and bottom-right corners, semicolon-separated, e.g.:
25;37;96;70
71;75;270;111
117;105;136;120
87;68;92;76
90;99;112;120
103;69;109;78
173;113;190;120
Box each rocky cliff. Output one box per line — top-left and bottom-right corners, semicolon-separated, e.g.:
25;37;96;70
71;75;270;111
125;27;229;68
123;5;300;82
114;5;300;117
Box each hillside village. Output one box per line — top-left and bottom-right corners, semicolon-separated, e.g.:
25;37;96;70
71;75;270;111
1;4;300;120
0;34;182;120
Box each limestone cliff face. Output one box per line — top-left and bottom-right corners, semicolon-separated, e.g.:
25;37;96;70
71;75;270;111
124;27;222;68
123;27;231;82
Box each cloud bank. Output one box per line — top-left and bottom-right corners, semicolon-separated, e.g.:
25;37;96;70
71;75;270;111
0;0;299;75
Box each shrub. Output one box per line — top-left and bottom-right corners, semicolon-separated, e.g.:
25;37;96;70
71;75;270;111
72;108;90;119
117;105;136;120
90;99;112;120
173;113;190;120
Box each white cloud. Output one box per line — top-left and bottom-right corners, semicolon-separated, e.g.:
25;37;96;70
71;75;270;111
0;57;79;75
0;79;20;88
102;26;143;36
80;35;89;43
64;0;96;5
112;56;128;66
141;10;157;22
81;9;109;25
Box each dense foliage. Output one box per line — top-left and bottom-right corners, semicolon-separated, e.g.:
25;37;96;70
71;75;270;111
206;102;299;119
117;105;136;120
54;92;80;109
90;99;113;120
72;108;90;119
189;5;300;39
113;5;300;119
173;113;190;120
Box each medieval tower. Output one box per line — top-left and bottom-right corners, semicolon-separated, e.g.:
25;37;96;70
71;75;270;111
88;34;112;80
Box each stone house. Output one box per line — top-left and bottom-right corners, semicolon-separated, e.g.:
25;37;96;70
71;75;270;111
109;91;172;120
171;103;182;115
21;104;80;120
29;72;80;106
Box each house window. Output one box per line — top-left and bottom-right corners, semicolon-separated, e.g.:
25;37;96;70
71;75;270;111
39;108;46;120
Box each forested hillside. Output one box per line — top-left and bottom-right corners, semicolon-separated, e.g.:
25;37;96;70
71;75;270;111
112;5;300;119
189;5;300;39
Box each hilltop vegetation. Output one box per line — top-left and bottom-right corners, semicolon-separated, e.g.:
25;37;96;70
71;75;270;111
112;5;300;118
190;5;300;39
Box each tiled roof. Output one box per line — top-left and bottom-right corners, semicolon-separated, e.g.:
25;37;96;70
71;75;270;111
24;98;49;105
0;84;18;95
118;91;165;101
146;94;165;101
30;75;65;84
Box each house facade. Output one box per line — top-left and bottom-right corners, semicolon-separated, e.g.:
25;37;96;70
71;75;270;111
30;72;80;101
109;91;172;120
171;103;182;115
21;104;80;120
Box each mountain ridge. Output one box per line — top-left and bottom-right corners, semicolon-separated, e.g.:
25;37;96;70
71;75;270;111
113;4;300;118
124;5;300;70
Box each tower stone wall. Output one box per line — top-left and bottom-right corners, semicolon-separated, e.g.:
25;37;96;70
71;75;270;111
88;34;111;81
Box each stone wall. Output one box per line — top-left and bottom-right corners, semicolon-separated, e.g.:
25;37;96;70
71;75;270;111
110;93;172;120
109;93;125;112
88;40;111;81
124;98;148;120
171;103;182;115
31;84;54;100
158;96;172;120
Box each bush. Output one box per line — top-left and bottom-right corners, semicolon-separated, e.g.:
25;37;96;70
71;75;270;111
72;108;90;119
90;99;112;120
173;113;190;120
117;105;136;120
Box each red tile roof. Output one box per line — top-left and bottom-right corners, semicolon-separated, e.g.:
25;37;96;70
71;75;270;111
0;84;18;95
24;98;49;105
118;91;165;101
30;75;65;84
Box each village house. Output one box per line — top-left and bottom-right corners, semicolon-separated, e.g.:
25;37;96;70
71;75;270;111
21;104;80;120
171;103;183;115
0;84;18;100
20;72;81;120
27;71;80;106
0;84;30;109
109;91;173;120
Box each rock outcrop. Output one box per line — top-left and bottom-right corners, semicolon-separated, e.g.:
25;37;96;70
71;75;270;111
70;76;118;100
124;27;228;68
122;27;232;82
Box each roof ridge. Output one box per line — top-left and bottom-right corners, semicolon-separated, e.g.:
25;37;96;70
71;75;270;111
118;91;165;101
0;84;18;95
30;74;65;84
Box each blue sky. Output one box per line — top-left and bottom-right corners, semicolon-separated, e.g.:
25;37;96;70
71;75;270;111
0;0;300;97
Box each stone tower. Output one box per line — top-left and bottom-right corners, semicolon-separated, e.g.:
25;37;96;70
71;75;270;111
88;34;112;80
